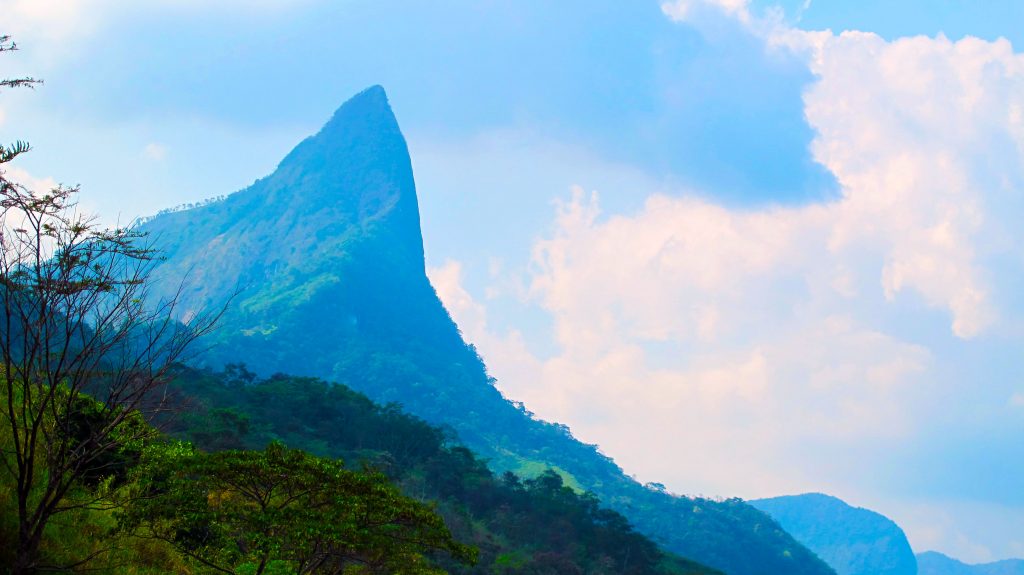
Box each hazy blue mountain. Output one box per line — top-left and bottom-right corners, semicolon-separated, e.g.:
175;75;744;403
750;493;916;575
918;551;1024;575
142;86;835;575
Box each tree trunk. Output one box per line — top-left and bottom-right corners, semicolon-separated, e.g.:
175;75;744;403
12;528;41;575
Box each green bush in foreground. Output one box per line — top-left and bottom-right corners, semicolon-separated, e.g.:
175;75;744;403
118;441;475;575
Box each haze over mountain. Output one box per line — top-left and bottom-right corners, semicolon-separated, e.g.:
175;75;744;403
751;493;916;575
141;86;835;575
918;551;1024;575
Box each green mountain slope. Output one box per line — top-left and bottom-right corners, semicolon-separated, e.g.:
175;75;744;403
751;493;916;575
166;365;721;575
918;551;1024;575
142;85;835;575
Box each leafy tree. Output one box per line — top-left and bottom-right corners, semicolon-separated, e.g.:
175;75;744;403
0;35;223;574
166;366;723;575
119;441;476;574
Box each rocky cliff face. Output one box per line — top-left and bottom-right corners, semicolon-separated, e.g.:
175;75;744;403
142;86;836;575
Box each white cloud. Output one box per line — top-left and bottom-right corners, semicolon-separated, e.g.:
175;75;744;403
661;0;753;25
430;260;487;334
433;6;1024;561
3;165;58;194
429;259;545;399
449;186;935;495
0;0;103;47
2;165;106;232
802;32;1024;337
886;498;1024;563
0;166;61;251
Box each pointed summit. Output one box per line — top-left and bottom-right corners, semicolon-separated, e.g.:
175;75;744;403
278;85;403;173
322;84;392;133
258;85;424;270
142;85;426;316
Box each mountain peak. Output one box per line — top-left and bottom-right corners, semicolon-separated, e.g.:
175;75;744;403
337;84;389;111
277;84;404;173
253;85;424;270
319;84;394;138
142;85;426;310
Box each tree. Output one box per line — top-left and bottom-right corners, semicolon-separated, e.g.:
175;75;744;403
120;441;477;574
0;36;223;574
0;35;40;165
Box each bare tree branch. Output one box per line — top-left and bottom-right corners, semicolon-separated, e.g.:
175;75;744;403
0;35;225;575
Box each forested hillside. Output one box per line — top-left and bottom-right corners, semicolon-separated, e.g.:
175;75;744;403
165;365;719;575
0;366;712;574
0;382;472;574
140;85;835;575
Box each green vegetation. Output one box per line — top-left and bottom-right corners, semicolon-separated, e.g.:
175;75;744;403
0;407;474;574
166;365;721;575
120;441;474;574
0;362;721;574
0;40;224;572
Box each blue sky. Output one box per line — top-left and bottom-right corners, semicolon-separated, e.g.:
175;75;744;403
4;0;1024;563
769;0;1024;47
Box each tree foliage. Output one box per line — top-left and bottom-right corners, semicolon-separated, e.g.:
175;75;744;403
0;35;221;574
167;366;722;575
119;441;475;575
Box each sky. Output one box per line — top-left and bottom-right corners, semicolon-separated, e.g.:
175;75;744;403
3;0;1024;564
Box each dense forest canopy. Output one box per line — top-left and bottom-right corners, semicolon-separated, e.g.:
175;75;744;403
164;365;723;575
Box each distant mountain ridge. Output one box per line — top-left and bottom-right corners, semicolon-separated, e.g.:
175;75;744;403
751;493;916;575
142;86;835;575
918;551;1024;575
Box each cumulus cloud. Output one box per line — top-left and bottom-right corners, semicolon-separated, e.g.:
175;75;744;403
434;4;1024;561
448;187;934;496
803;32;1024;337
428;260;544;399
3;166;58;194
